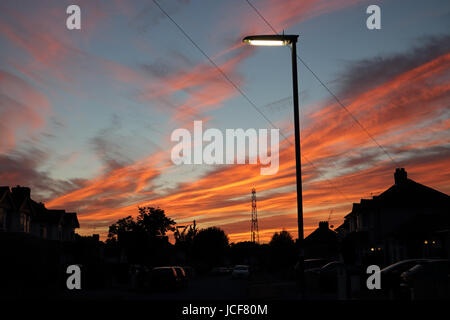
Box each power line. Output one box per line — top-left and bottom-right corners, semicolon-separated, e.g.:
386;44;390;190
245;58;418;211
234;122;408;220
151;0;352;204
151;0;280;134
245;0;398;166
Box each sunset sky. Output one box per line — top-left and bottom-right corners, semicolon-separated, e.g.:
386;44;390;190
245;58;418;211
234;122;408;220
0;0;449;243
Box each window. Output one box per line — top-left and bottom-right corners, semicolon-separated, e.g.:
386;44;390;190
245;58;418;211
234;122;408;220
21;214;30;233
20;213;26;232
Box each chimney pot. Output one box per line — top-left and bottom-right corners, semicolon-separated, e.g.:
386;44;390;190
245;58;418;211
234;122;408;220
319;221;329;229
394;168;407;184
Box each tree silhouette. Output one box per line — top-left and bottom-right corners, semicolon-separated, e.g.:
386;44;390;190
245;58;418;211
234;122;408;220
269;230;296;271
270;230;294;247
174;220;198;265
230;241;260;266
174;220;198;247
107;216;137;242
106;207;176;265
136;206;176;238
192;227;229;271
107;207;175;242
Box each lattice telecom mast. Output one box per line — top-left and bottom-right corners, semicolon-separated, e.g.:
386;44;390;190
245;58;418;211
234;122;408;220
251;188;259;243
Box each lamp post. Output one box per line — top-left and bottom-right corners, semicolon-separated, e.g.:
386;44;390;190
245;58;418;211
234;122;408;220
243;34;305;296
242;34;303;242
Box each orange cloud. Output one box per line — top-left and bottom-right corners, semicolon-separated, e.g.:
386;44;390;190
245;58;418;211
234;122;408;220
63;49;449;243
3;1;446;244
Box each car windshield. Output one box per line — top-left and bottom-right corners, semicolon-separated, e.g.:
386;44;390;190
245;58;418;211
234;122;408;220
406;264;423;274
153;268;174;276
175;268;185;276
235;266;248;271
321;262;340;271
381;260;425;274
304;260;326;269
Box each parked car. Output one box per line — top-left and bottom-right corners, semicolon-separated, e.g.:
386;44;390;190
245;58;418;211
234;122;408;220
212;266;232;275
150;266;180;290
296;259;329;289
299;258;329;273
318;261;341;292
400;259;450;299
317;261;360;293
232;265;250;279
129;264;150;290
173;266;188;287
377;259;429;297
182;266;194;279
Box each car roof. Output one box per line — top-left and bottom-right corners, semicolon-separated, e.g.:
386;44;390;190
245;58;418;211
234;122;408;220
304;258;326;262
380;259;428;272
321;261;341;267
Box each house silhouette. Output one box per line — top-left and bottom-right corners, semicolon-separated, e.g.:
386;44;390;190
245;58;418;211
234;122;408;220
304;221;339;260
337;168;450;266
0;186;79;241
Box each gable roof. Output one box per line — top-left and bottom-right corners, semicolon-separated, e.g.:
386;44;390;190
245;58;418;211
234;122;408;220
345;169;449;219
0;186;16;210
0;186;10;196
305;221;338;243
10;186;33;213
46;209;65;225
376;178;449;208
64;212;80;228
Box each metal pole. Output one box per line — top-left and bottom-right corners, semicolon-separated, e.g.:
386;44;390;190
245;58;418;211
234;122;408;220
290;39;303;242
291;39;305;297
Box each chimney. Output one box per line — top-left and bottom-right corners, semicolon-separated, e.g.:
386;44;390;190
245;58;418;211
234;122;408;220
319;221;329;230
394;168;407;185
11;185;31;199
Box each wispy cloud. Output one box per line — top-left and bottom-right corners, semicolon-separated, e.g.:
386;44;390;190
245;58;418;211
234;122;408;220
0;70;51;153
0;1;448;243
46;34;450;241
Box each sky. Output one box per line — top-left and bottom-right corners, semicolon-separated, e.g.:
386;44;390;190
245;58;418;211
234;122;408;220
0;0;449;243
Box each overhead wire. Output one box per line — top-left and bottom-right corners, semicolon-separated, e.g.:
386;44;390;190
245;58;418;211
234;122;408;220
152;0;353;204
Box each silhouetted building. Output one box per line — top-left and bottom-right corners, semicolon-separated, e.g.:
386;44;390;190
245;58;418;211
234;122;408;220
304;221;339;260
0;186;79;241
337;168;450;266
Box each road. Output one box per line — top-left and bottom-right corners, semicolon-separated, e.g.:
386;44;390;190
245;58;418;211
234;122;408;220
54;273;304;300
147;274;250;300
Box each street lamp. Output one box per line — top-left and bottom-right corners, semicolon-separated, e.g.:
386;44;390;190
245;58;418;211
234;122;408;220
242;34;304;243
244;33;305;296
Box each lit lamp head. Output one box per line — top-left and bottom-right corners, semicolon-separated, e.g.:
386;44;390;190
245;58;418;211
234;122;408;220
242;34;298;46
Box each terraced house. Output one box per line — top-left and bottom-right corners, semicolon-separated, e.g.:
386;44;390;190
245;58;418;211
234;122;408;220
337;168;450;266
0;186;79;241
